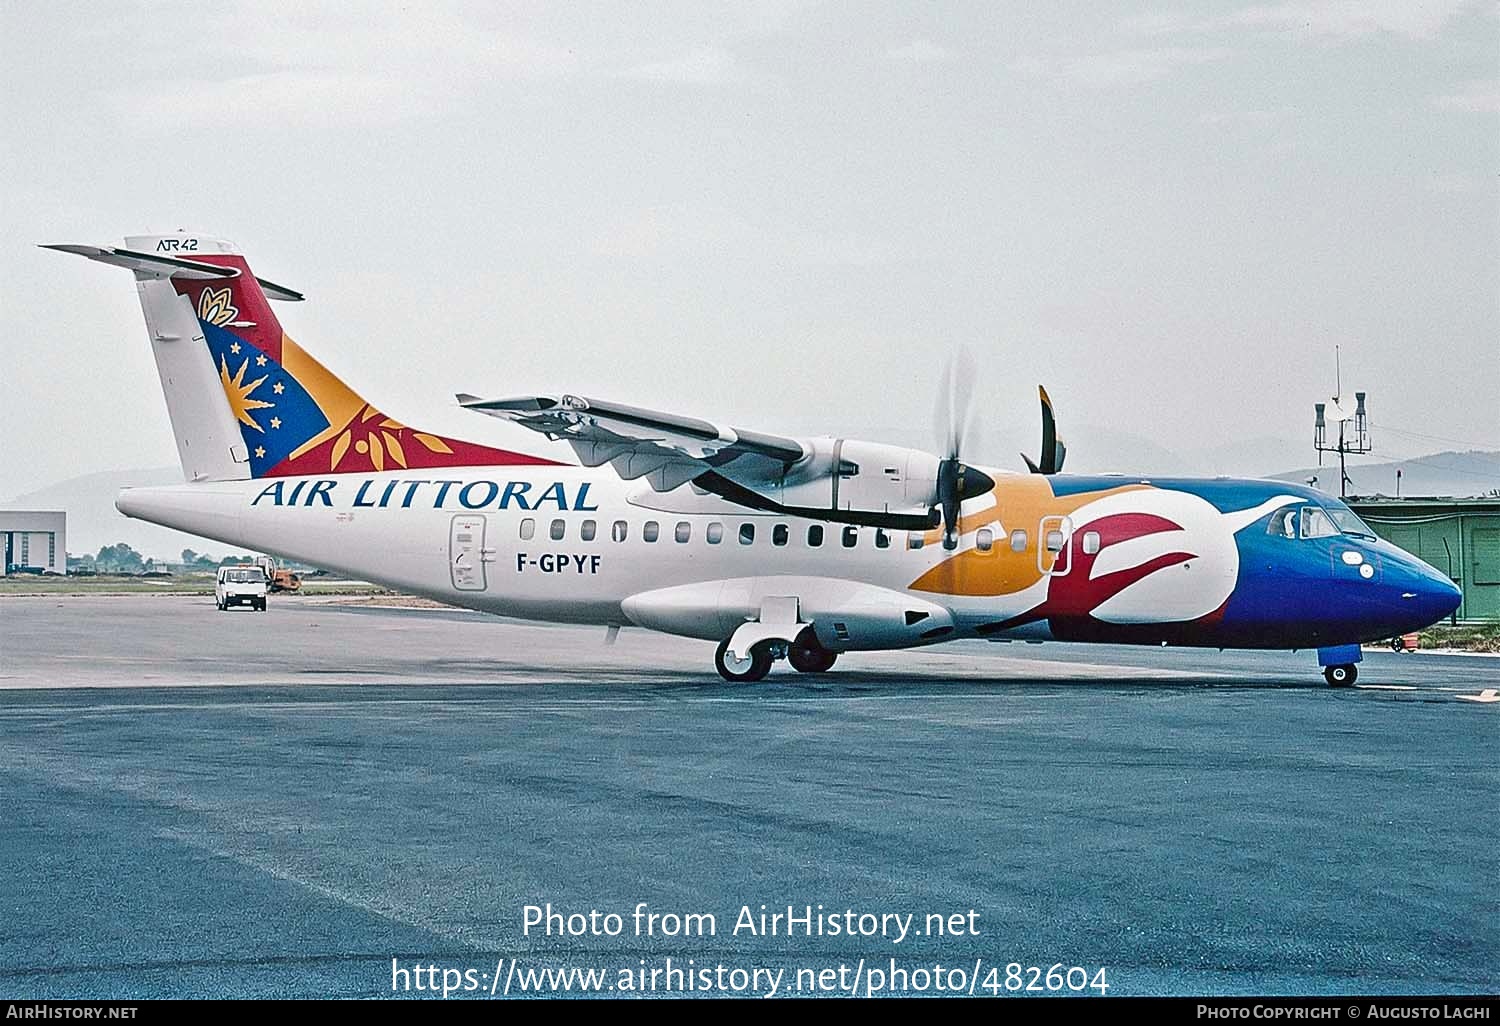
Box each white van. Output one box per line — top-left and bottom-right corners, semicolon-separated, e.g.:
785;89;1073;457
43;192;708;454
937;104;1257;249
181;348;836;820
216;565;268;611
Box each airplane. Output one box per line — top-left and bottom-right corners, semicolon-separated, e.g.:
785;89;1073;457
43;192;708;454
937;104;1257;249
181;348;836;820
45;234;1462;687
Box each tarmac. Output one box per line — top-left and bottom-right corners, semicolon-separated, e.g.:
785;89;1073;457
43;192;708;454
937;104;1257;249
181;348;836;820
0;595;1494;997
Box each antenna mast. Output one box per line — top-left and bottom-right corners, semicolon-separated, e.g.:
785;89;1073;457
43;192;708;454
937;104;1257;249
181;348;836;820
1312;346;1371;498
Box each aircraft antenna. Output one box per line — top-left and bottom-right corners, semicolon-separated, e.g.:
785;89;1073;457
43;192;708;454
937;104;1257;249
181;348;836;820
1312;346;1371;498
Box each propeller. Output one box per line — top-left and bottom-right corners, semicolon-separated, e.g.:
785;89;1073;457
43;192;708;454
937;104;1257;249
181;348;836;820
1021;385;1066;475
933;349;994;548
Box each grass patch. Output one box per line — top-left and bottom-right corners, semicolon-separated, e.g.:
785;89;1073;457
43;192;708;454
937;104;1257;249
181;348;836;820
1416;622;1500;653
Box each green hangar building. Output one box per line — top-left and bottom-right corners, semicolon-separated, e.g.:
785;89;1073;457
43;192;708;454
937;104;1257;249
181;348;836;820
1348;497;1500;623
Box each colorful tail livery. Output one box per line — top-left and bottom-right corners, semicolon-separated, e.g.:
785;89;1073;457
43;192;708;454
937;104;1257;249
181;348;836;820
44;234;556;481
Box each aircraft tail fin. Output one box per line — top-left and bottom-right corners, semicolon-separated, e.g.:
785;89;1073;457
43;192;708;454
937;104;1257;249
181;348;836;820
45;234;556;481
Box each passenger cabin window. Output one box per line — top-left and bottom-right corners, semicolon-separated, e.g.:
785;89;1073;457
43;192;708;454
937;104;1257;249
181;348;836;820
550;519;566;541
875;529;891;549
773;524;789;546
611;520;628;542
739;523;755;545
707;522;724;544
675;521;691;543
808;525;824;547
581;519;597;542
976;527;994;552
908;532;925;550
842;526;858;548
1010;529;1027;552
643;521;660;543
519;517;535;540
1045;529;1065;553
1081;531;1101;555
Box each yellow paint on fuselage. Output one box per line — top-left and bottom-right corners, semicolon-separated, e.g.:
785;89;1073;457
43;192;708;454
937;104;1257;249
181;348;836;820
910;476;1147;597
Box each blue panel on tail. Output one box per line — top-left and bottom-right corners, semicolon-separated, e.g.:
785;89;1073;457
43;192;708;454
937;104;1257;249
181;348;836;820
200;320;329;476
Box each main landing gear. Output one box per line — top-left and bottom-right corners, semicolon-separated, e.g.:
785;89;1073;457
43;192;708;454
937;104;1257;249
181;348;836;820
713;636;840;682
714;638;774;682
788;640;838;674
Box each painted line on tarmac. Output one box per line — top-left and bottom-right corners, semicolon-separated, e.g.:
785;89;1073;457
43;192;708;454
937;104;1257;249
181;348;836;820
1357;684;1500;703
0;688;1223;720
5;680;1486;719
154;828;476;946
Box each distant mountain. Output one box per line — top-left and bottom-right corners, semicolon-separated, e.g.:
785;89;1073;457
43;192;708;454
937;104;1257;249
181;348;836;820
851;421;1313;480
1064;427;1310;479
1270;450;1500;499
1;467;226;562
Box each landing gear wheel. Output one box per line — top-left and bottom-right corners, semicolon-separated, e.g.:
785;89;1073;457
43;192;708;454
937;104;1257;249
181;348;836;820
1390;636;1405;652
787;644;837;673
715;638;773;683
1324;664;1357;687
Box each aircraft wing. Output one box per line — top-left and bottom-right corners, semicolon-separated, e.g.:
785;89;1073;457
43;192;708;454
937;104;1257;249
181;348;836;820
457;393;808;492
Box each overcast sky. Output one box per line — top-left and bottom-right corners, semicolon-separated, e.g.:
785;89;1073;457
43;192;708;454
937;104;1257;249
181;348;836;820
2;1;1497;498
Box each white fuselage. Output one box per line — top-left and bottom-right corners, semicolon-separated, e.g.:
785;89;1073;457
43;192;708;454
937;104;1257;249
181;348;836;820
117;466;999;651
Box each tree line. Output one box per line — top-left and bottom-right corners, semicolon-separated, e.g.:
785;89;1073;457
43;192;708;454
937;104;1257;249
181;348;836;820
67;545;259;573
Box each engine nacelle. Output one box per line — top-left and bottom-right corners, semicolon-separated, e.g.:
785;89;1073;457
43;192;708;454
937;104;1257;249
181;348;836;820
621;576;955;649
775;438;942;527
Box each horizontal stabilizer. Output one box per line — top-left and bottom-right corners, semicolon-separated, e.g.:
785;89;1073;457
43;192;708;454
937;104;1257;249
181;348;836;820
254;277;304;302
41;244;303;301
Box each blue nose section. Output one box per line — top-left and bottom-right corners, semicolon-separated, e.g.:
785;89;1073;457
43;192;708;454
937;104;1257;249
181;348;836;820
1426;572;1463;622
1398;562;1462;628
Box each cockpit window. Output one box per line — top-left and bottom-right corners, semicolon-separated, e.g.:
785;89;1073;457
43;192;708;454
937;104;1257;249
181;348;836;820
1326;505;1375;539
1268;508;1299;539
1299;506;1338;539
1269;502;1376;541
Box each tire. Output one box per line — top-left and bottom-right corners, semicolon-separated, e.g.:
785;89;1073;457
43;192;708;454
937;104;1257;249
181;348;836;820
1324;664;1357;687
787;643;837;673
1390;637;1404;652
715;638;773;683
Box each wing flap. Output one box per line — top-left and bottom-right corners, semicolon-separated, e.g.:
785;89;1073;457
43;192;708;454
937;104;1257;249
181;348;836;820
458;392;808;489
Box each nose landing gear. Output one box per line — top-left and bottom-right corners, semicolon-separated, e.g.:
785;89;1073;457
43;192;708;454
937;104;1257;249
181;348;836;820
1317;644;1362;688
1323;663;1358;687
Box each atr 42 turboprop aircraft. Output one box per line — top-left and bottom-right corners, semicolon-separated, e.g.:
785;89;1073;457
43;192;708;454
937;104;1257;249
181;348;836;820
48;235;1461;685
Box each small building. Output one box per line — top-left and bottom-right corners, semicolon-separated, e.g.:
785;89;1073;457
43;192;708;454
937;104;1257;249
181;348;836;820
1348;496;1500;622
0;510;67;576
